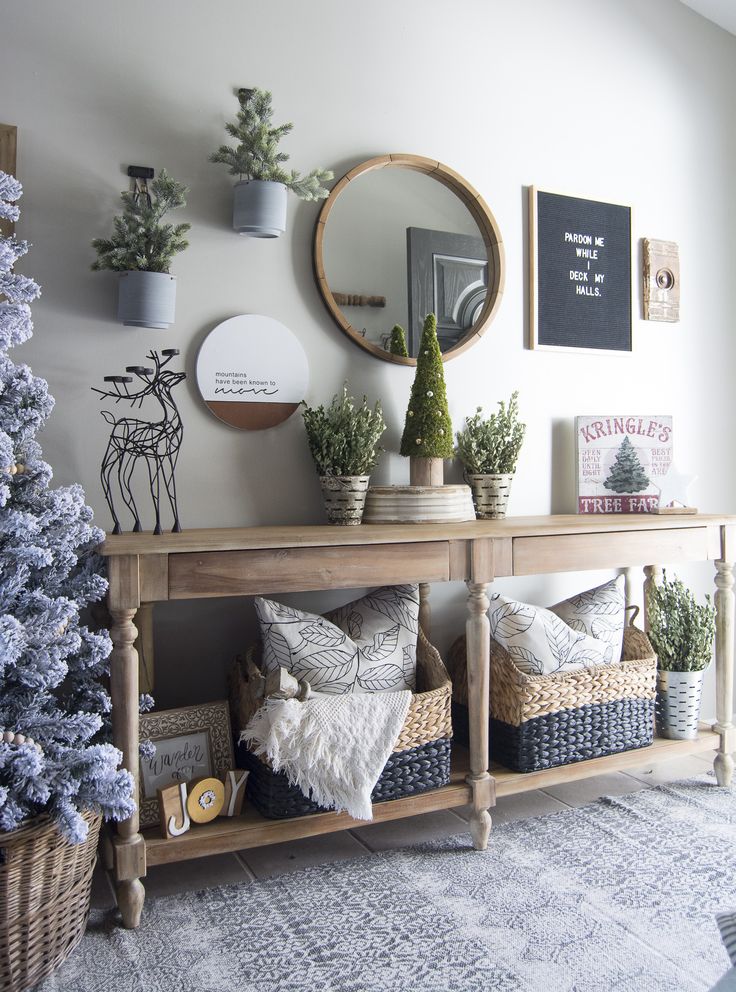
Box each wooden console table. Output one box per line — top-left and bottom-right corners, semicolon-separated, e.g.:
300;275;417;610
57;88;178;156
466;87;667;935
101;514;736;929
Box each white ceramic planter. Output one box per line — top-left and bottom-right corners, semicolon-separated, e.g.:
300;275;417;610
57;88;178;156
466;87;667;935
233;180;287;238
117;271;176;329
655;668;707;740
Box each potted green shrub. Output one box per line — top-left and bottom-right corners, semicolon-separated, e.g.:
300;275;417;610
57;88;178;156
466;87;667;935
646;572;716;740
302;386;387;524
455;391;526;518
92;169;190;329
210;87;333;238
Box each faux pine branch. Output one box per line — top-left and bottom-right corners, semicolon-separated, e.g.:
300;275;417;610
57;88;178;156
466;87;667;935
211;87;333;200
91;169;190;273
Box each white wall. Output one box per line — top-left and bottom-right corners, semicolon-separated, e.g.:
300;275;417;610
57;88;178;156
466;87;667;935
3;0;735;717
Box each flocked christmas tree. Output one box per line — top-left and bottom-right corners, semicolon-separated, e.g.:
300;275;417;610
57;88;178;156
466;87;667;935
604;436;650;493
400;313;454;483
0;171;135;842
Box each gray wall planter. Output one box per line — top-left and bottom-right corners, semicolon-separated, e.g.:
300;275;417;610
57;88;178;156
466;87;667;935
117;271;177;329
233;180;287;238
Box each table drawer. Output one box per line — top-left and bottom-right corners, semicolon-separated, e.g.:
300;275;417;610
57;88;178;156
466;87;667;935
168;542;450;598
513;527;712;575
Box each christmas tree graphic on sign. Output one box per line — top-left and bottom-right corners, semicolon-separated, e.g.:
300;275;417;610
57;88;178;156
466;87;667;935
575;415;673;513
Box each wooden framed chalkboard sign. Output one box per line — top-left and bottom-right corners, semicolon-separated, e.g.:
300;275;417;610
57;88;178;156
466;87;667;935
529;187;632;353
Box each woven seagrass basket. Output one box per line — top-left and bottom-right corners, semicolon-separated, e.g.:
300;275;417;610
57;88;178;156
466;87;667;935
235;629;453;818
448;623;656;773
0;809;101;992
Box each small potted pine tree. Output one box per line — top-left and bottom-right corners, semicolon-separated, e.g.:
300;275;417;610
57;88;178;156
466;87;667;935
91;169;190;329
646;572;716;740
455;391;526;518
302;386;386;524
210;87;333;237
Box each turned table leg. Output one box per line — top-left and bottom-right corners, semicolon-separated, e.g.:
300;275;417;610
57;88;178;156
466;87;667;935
110;606;146;928
714;556;735;787
465;581;495;850
418;582;431;641
643;564;662;633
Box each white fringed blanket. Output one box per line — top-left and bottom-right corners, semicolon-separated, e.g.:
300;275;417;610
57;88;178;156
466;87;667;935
241;690;411;820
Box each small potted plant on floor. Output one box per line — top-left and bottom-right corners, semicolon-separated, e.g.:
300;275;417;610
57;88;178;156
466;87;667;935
210;87;333;237
302;385;387;524
455;391;526;518
646;572;716;740
92;169;190;329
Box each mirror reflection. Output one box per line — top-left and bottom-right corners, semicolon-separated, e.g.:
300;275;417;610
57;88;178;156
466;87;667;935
321;168;492;357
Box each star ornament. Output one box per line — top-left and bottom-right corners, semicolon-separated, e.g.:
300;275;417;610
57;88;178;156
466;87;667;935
656;464;697;510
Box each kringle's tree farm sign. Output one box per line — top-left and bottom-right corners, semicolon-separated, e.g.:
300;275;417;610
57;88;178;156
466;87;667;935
575;415;673;513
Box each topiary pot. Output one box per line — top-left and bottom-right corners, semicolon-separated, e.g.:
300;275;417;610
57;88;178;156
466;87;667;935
117;271;177;329
233;180;287;238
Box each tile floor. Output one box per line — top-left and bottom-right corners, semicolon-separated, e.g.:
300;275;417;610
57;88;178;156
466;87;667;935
92;751;717;910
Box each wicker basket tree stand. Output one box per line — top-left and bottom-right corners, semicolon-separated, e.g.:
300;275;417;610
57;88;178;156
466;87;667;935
0;810;101;992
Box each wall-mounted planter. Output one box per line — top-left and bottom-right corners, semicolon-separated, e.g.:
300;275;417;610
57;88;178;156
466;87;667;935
117;271;177;329
233;180;287;238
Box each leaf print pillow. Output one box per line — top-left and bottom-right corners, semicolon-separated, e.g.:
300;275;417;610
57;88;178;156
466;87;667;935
254;585;419;695
549;576;626;664
489;594;613;676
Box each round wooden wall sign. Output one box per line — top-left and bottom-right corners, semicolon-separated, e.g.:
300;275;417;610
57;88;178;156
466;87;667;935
196;315;309;429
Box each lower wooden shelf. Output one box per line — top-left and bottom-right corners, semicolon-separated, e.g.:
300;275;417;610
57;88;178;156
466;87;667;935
141;728;719;867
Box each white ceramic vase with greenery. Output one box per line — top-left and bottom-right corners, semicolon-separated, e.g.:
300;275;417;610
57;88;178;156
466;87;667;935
91;170;190;329
302;386;387;525
455;391;526;519
210;87;333;238
646;572;716;739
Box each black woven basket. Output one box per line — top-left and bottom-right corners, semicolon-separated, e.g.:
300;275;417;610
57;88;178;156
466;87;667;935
448;624;657;773
452;698;655;773
238;738;452;819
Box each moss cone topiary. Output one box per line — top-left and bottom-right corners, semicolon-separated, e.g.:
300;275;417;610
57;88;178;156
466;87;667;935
389;324;409;358
400;313;454;458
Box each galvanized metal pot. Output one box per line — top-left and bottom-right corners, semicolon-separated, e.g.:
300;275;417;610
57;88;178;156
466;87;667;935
465;473;514;519
655;668;707;740
117;271;176;329
319;475;370;525
233;180;287;238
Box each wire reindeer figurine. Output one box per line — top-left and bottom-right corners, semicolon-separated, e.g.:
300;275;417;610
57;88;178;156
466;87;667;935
93;349;185;535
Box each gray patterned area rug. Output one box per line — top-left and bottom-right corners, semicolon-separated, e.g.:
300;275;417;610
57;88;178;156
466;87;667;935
42;776;736;992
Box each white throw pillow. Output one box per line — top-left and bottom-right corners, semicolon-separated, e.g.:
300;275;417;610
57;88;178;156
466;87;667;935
549;576;626;663
254;584;419;695
489;593;614;676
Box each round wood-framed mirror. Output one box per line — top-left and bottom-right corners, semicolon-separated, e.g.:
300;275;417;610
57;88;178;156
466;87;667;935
313;154;504;365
